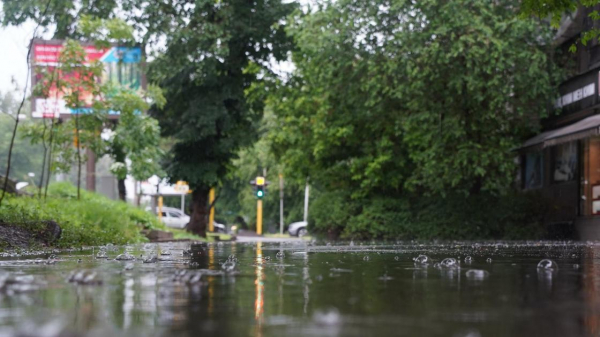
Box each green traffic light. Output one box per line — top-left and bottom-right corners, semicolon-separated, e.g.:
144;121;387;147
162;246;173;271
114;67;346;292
257;190;264;198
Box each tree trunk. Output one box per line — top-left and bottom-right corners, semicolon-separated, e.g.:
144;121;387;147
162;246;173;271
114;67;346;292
44;118;56;201
118;178;126;201
75;114;81;200
188;187;209;237
38;119;48;198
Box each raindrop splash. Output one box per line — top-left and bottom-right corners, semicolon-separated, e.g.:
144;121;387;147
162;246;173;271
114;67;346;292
440;258;458;268
413;255;429;264
537;259;558;271
115;253;135;261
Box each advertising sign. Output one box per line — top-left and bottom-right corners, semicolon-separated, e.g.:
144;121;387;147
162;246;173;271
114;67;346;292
31;39;143;119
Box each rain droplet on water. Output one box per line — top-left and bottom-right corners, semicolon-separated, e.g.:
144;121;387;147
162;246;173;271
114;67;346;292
276;251;285;259
96;251;108;259
464;256;473;263
573;264;580;269
440;258;458;268
413;255;429;264
363;256;370;261
486;258;492;263
143;254;157;263
115;253;135;261
222;261;236;273
465;269;489;280
394;256;399;261
537;259;558;271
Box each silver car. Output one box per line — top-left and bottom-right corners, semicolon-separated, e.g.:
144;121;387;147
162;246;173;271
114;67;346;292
288;221;308;237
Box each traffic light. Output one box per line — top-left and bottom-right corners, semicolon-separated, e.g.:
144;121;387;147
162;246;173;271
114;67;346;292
252;176;267;199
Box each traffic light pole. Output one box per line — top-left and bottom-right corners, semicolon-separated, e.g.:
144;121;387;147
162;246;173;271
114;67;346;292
209;187;215;232
257;199;263;235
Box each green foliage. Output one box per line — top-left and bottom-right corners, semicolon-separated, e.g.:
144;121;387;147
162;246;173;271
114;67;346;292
0;182;164;247
268;0;559;239
1;0;118;39
310;190;545;240
148;0;297;194
28;29;165;191
520;0;600;51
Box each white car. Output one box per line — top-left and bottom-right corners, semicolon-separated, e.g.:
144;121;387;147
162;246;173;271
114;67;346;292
288;221;308;237
158;207;190;229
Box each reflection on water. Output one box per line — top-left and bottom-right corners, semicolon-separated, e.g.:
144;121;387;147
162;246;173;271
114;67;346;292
0;241;600;336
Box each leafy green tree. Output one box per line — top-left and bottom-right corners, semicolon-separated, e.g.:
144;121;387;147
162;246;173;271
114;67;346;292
214;110;306;232
1;0;118;39
24;15;165;201
521;0;600;50
2;0;296;236
269;0;560;238
148;0;296;237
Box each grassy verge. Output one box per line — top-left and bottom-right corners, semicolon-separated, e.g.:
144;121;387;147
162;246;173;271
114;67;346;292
168;228;206;241
0;182;172;248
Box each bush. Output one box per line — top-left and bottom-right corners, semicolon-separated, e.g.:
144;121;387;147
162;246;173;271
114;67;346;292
309;190;546;240
0;182;166;248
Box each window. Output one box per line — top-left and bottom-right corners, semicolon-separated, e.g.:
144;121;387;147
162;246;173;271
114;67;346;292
524;151;543;189
580;137;600;216
168;212;180;218
552;141;577;183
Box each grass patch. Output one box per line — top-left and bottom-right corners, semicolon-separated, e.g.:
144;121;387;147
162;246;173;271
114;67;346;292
0;182;169;248
168;228;206;241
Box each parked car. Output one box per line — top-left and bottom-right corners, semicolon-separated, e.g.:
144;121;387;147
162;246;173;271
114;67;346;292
156;207;190;229
288;221;308;237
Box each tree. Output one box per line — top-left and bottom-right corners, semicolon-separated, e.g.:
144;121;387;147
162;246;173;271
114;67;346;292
268;0;560;237
2;0;118;39
521;0;600;50
148;0;296;237
24;15;165;201
2;0;296;235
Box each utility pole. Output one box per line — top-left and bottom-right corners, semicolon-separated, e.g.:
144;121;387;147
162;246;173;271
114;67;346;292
279;173;284;235
303;177;310;223
257;198;263;235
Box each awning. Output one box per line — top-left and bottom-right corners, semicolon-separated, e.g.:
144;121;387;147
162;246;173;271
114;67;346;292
521;114;600;150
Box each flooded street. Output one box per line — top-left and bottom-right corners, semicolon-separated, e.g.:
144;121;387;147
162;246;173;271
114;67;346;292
0;241;598;336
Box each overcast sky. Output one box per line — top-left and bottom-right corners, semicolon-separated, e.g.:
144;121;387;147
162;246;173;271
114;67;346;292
0;22;33;93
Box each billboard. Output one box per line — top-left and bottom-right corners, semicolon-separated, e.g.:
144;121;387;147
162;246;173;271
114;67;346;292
31;39;143;119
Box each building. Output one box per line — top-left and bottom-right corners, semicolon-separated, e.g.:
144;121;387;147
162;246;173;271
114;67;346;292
520;7;600;239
